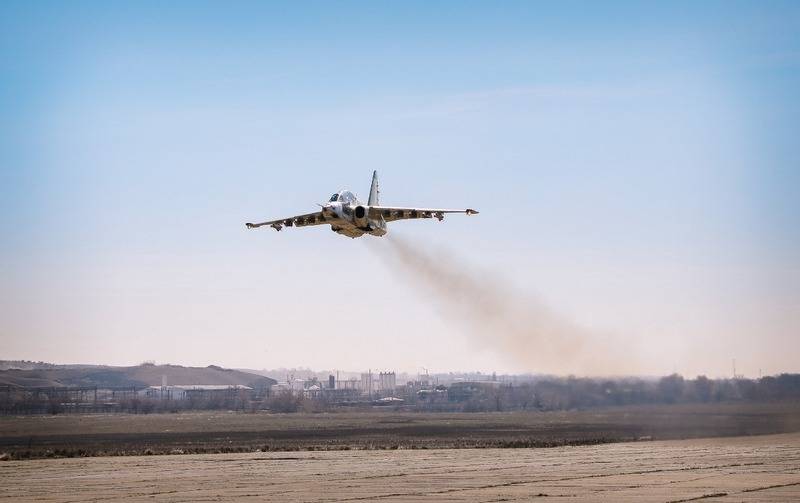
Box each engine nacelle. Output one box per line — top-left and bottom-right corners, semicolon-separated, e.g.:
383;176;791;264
353;205;369;228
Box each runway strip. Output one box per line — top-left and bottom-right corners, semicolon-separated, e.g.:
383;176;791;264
2;433;799;502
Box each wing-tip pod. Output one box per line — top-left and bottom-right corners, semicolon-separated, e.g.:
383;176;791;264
245;222;255;229
466;209;479;215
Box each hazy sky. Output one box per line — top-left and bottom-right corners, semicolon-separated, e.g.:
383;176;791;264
1;2;798;377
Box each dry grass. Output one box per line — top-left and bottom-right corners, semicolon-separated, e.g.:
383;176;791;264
2;432;799;502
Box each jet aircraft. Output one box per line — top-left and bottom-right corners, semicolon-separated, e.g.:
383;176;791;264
246;171;478;238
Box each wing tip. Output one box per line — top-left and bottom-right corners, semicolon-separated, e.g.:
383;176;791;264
466;209;479;215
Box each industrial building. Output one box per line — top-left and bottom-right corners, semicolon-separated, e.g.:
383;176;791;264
270;370;397;400
142;384;252;400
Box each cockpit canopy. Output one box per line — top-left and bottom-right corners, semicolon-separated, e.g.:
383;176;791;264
329;191;357;204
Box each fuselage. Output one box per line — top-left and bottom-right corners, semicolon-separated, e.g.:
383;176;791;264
324;190;387;238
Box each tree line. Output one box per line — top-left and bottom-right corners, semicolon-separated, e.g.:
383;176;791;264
2;374;798;414
446;374;800;412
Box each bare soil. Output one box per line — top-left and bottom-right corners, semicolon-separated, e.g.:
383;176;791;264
1;402;799;459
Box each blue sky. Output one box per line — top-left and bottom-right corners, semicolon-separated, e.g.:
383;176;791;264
1;2;798;376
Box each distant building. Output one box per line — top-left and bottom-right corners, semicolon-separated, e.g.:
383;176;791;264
358;371;397;397
378;372;396;393
360;373;373;395
270;377;327;397
142;385;252;400
336;378;359;391
417;387;448;403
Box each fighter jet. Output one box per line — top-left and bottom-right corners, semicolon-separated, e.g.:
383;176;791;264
246;171;478;238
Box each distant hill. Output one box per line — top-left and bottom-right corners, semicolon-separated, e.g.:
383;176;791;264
0;360;98;371
0;363;276;389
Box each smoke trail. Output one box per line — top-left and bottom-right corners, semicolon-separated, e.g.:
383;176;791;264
375;235;636;375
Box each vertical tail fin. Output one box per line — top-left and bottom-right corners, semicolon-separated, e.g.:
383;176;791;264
367;170;380;206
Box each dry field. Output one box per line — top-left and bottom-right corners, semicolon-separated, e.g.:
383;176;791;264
2;432;799;502
2;402;800;459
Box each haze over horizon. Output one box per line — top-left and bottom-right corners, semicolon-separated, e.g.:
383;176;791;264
1;2;798;378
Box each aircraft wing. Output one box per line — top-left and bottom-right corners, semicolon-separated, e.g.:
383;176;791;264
245;210;328;231
368;206;478;223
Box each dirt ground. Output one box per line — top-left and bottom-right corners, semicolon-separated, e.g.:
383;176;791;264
3;402;800;458
2;432;799;502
